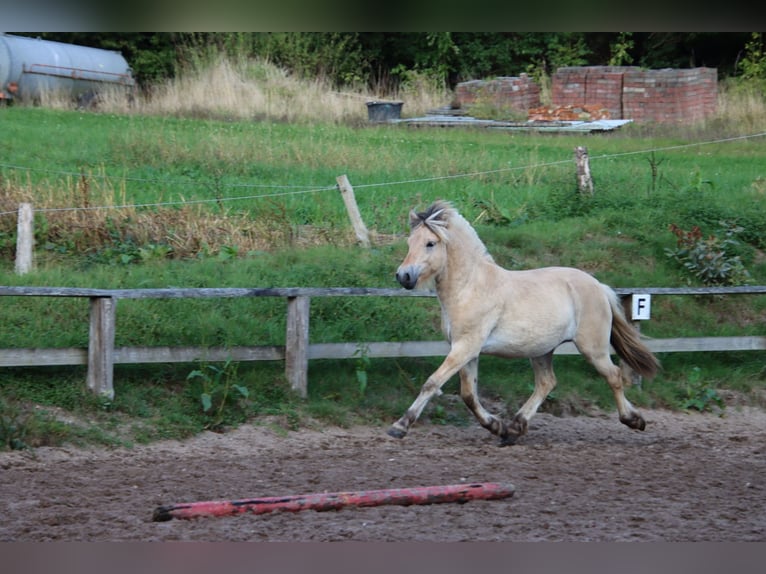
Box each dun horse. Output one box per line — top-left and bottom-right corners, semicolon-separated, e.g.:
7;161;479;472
390;200;659;445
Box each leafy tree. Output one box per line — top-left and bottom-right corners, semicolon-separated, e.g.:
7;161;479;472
608;32;635;66
250;33;369;86
16;32;760;91
738;32;766;81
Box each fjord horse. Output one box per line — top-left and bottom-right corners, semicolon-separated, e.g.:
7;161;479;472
390;200;659;445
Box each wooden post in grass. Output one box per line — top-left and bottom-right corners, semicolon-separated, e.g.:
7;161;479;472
575;146;593;195
620;295;642;389
285;296;310;398
87;297;116;400
336;175;371;247
15;203;34;275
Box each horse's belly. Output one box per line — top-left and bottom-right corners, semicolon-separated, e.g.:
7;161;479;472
481;335;558;358
481;322;574;358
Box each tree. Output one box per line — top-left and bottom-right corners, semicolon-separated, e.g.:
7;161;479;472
17;32;758;91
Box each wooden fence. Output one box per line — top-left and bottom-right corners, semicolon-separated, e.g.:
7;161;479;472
0;285;764;400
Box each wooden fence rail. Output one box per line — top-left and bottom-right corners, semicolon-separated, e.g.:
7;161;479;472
1;285;764;399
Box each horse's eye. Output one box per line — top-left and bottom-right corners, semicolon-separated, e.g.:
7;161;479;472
426;241;436;248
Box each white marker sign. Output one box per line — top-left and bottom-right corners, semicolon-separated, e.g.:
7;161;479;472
631;294;651;320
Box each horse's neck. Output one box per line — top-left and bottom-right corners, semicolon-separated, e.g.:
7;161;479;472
436;226;495;302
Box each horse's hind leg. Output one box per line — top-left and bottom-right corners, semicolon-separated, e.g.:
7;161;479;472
581;347;645;431
458;358;509;440
503;352;557;446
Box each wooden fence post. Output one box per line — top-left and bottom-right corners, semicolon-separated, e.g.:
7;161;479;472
619;295;642;389
285;296;310;397
87;297;116;400
336;174;371;247
575;146;594;195
15;203;34;275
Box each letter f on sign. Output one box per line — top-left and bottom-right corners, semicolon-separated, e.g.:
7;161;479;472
631;294;651;320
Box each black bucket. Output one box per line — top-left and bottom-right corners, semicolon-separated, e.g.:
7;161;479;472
366;101;403;122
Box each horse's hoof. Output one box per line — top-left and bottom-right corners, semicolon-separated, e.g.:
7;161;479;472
508;414;528;436
620;413;646;431
387;426;407;439
498;434;519;447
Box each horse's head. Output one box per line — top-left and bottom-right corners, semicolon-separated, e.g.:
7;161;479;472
395;201;451;290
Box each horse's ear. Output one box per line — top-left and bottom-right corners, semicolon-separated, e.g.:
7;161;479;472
408;209;421;229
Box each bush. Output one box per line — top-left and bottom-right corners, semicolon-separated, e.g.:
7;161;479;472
665;222;752;286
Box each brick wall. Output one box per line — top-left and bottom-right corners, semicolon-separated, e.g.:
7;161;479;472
551;66;717;123
552;66;638;119
455;74;541;113
622;68;718;123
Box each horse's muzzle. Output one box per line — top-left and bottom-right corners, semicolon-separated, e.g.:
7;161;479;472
396;266;419;290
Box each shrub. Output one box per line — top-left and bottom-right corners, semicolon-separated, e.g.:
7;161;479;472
665;222;752;286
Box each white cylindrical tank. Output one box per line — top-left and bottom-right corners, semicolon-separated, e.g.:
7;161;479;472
0;33;134;102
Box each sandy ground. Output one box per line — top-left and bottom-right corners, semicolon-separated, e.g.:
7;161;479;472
1;405;765;542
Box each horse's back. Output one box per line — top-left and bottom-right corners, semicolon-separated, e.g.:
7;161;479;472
519;266;611;317
502;266;604;301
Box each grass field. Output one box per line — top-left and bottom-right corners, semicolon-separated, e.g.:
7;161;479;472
1;59;765;449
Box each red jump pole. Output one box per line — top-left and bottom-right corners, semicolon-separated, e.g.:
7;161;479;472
153;481;515;522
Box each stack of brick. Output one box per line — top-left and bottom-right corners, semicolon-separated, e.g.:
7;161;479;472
622;68;718;123
455;74;541;113
552;66;637;119
551;66;717;123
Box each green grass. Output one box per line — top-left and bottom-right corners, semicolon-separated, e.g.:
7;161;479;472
1;106;765;450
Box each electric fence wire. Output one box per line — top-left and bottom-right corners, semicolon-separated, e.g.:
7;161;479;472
1;130;765;218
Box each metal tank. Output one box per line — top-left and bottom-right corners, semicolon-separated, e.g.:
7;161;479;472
0;33;134;103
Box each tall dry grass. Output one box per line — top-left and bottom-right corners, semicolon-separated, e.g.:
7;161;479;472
716;80;766;133
132;55;449;123
0;171;360;263
32;53;452;123
139;56;362;123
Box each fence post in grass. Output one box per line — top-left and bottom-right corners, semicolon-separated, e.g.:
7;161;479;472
574;146;593;195
619;295;642;389
87;296;116;400
15;203;34;275
336;175;371;247
285;296;311;398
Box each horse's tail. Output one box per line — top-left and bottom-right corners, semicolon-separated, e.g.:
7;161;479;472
602;285;661;379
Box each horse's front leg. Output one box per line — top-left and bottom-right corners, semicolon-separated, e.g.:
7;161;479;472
388;346;475;439
458;357;509;441
502;352;557;446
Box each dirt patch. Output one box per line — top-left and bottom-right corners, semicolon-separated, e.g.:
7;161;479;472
1;407;765;541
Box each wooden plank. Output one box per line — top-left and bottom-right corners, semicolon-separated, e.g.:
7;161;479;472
643;336;766;353
309;341;449;360
285;296;310;397
112;346;285;363
2;285;764;299
0;286;115;297
0;336;762;371
0;287;434;299
0;348;88;366
309;337;766;358
614;286;766;296
86;297;116;400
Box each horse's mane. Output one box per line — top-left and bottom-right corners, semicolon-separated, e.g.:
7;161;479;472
410;200;494;262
